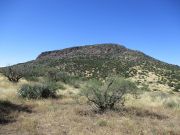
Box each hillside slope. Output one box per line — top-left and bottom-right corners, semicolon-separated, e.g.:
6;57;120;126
3;44;180;91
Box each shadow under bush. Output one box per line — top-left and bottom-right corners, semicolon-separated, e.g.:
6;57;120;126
0;100;32;125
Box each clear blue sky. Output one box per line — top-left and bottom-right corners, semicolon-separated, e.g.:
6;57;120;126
0;0;180;67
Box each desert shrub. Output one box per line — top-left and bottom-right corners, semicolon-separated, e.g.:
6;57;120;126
150;92;169;101
163;100;180;109
47;68;59;82
168;82;174;87
136;80;141;85
68;77;82;88
47;70;82;88
81;77;137;111
23;64;49;78
174;83;180;92
47;71;71;83
97;119;108;127
141;84;150;91
1;66;24;83
157;80;163;84
56;82;66;90
73;82;81;88
149;81;153;84
24;76;39;82
18;82;59;99
153;88;158;91
56;72;71;83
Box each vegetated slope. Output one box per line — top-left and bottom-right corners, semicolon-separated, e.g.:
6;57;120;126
5;44;180;91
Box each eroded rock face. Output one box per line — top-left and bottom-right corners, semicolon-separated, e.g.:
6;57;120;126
37;44;129;59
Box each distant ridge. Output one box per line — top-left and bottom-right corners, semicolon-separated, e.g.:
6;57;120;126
3;43;180;91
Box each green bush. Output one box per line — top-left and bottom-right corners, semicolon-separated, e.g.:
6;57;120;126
56;82;66;90
97;119;108;127
174;83;180;92
68;77;82;88
18;83;59;99
141;84;150;91
163;100;180;109
47;68;59;82
24;76;39;82
47;71;71;83
56;72;71;83
81;77;137;111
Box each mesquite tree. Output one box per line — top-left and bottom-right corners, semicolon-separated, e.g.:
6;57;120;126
81;77;137;111
1;66;24;83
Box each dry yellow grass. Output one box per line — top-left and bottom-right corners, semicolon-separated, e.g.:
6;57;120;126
129;67;172;92
0;74;180;135
0;74;28;100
